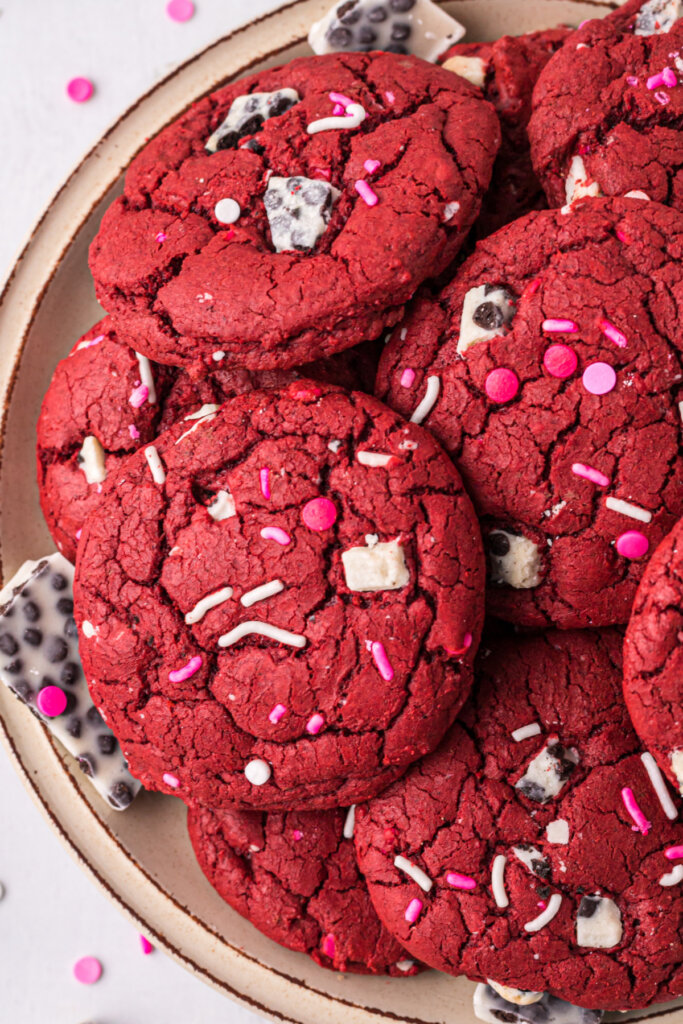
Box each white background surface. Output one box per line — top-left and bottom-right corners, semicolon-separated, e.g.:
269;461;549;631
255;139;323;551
0;3;284;1022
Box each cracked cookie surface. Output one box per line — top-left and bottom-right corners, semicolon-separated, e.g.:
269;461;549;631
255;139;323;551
354;629;683;1011
375;198;683;628
73;384;484;810
89;51;499;374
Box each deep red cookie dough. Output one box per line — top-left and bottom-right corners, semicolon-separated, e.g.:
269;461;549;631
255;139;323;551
442;27;570;238
37;318;375;562
188;802;418;974
73;384;484;810
529;0;683;213
355;629;683;1011
376;198;683;628
89;52;500;374
624;517;683;797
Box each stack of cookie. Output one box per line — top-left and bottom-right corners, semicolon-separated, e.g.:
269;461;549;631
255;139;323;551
5;0;683;1011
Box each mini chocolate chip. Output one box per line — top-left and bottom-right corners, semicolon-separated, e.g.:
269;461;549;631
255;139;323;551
56;597;74;615
578;895;599;918
489;532;510;556
473;300;505;331
390;22;411;40
60;662;80;686
109;782;133;809
264;189;283;210
97;734;117;756
51;573;68;590
0;633;18;656
45;636;68;663
302;182;329;205
78;753;96;777
23;628;42;646
327;25;354;46
64;617;78;639
12;679;32;701
5;659;22;674
66;717;82;739
533;860;552;880
268;95;296;117
358;25;377;43
537;885;551;900
492;1012;518;1024
23;601;40;622
337;0;361;22
87;705;104;726
389;0;415;9
215;130;238;151
241;139;265;155
239;113;264;137
518;780;545;802
368;4;387;20
385;43;409;53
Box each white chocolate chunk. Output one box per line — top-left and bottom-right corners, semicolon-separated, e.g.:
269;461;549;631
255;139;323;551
205;89;300;152
443;55;488;89
487;983;543;1007
208;490;236;521
458;285;516;355
515;742;579;803
78;436;107;485
546;819;570;845
634;0;682;34
564;156;601;208
342;540;409;592
473;983;603;1024
264;176;340;253
576;895;622;948
671;749;683;794
489;531;542;590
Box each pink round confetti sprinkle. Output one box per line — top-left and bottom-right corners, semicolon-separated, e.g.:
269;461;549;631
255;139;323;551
616;530;649;560
571;463;610;487
293;829;304;841
364;159;381;173
332;103;345;116
647;71;665;89
139;935;154;955
485;367;519;403
665;846;683;860
302;497;337;531
129;383;149;408
621;786;651;834
598;318;627;348
155;231;167;243
261;526;291;546
37;685;67;718
582;361;616;395
260;467;271;499
626;75;639;86
405;898;423;924
67;77;94;103
400;367;416;388
446;872;477;890
662;67;678;87
269;703;287;724
542;318;578;333
166;0;195;22
163;772;180;789
322;933;336;958
355;179;378;207
329;91;352;108
168;655;202;683
129;424;140;440
655;90;671;104
370;640;394;682
543;343;577;379
73;956;102;985
306;713;325;735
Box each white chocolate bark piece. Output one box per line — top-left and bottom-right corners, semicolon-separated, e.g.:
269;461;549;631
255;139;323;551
487;982;544;1007
488;530;542;589
264;176;340;253
205;89;299;152
458;284;516;355
515;741;579;803
634;0;682;34
576;895;623;949
473;984;603;1024
0;554;142;810
671;748;683;794
564;155;602;208
308;0;465;63
78;436;107;485
341;539;409;592
442;55;488;89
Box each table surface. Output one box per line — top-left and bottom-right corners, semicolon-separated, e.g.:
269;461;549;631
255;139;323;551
0;3;287;1022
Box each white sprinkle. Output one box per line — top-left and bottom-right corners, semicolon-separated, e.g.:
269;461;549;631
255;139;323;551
605;497;652;524
328;439;343;453
218;621;306;649
546;819;570;845
135;352;156;404
524;893;562;932
491;855;508;908
410;375;440;424
641;752;678;820
343;804;356;839
212;351;226;362
678;400;683;423
394;855;433;893
244;759;271;786
625;190;650;200
307;102;366;135
660;864;683;887
356;451;393;467
185;586;234;625
511;722;542;743
81;620;97;639
175;409;217;444
78;436;107;485
144;446;166;485
240;579;284;608
214;198;241;224
185;404;220;421
443;200;461;221
395;959;416;972
208;490;236;521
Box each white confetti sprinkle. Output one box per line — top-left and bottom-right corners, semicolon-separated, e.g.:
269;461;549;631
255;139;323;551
240;579;284;608
511;722;541;743
410;375;440;424
524;893;562;933
218;621;306;649
394;855;433;893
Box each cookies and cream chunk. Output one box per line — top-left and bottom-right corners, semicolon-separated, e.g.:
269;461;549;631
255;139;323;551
264;176;340;252
206;89;299;152
576;895;623;949
458;285;516;355
488;530;542;589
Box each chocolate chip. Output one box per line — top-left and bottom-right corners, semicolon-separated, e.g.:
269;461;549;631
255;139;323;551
533;860;551;880
302;181;329;205
23;601;40;622
60;662;80;686
56;597;73;615
239;113;264;137
389;0;415;9
45;636;68;663
23;628;42;646
78;753;96;777
264;189;283;210
390;22;411;40
241;139;264;155
386;43;409;53
12;679;32;701
517;780;545;802
87;705;104;727
215;130;238;151
97;734;117;756
51;573;68;591
268;95;296;117
368;4;388;20
492;1013;518;1024
0;633;18;656
537;885;551;900
66;717;82;739
109;782;133;809
5;659;22;674
337;0;361;23
473;301;505;331
64;617;78;639
358;25;377;43
489;532;510;556
328;25;354;46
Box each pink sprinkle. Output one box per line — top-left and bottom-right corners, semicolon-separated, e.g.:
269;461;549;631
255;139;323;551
583;361;616;395
269;703;287;724
355;180;379;207
523;276;542;299
400;368;416;388
306;713;325;735
129;383;149;408
67;77;94;103
598;318;627;348
364;159;381;174
665;846;683;860
329;91;352;108
647;71;665;90
166;0;195;22
578;18;590;27
73;956;102;985
655;90;671;105
260;467;271;499
75;529;82;540
370;641;394;682
332;103;345;116
129;424;140;440
313;167;331;180
445;632;473;657
617;229;629;243
385;91;395;103
292;384;322;400
616;530;649;560
302;497;337;531
322;933;336;958
572;463;610;487
542;318;578;333
543;344;578;379
168;655;202;683
446;872;477;890
485;367;519;403
37;685;67;718
627;75;639;86
155;231;167;243
662;67;678;87
537;901;547;910
621;786;651;835
163;772;180;789
405;898;423;924
292;829;304;841
139;935;154;955
85;334;104;348
261;526;291;546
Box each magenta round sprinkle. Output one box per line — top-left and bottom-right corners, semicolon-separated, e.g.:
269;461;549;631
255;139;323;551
485;367;519;403
163;772;180;789
542;318;578;333
73;956;102;985
260;467;271;499
370;641;394;681
37;686;67;718
292;829;303;841
616;530;649;560
168;655;202;683
67;77;94;103
583;361;616;395
322;933;336;958
446;872;477;890
139;935;154;955
626;75;639;86
621;786;651;834
364;158;381;173
306;713;325;735
269;703;287;724
405;898;423;924
166;0;195;21
355;179;378;207
129;383;149;408
662;67;678;87
332;102;345;116
571;463;610;488
261;526;291;546
400;367;415;388
543;343;577;379
665;846;683;860
155;231;167;243
598;318;627;348
302;497;337;531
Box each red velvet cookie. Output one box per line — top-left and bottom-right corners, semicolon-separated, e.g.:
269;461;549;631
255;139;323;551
442;27;570;238
188;802;418;975
624;518;683;797
376;198;683;628
529;0;683;213
355;629;683;1011
37;318;374;563
89;52;500;374
73;384;484;810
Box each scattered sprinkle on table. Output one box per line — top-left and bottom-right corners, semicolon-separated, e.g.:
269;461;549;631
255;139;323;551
166;0;195;22
66;78;94;103
73;956;102;985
